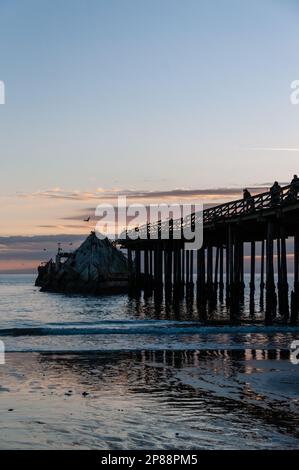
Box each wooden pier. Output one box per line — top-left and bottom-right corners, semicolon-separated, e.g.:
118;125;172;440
118;183;299;324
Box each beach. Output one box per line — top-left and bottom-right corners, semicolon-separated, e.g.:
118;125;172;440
0;274;299;449
0;350;299;449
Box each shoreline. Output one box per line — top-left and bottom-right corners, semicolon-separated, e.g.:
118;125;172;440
0;349;298;449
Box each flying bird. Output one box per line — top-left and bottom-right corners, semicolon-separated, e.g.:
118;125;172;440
84;216;90;222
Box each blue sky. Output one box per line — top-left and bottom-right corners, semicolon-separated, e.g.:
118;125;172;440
0;0;299;269
0;0;298;192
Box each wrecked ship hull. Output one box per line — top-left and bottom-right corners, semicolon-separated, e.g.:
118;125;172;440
35;233;129;295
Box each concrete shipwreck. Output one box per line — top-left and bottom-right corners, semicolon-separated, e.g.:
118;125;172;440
35;232;129;294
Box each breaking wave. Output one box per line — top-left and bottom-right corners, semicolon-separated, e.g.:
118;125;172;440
1;322;299;337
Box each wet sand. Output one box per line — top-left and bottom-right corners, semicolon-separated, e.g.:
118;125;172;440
0;349;298;449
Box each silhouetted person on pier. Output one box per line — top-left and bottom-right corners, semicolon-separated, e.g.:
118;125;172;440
243;188;251;200
270;181;282;206
290;174;299;198
243;188;254;211
284;174;299;203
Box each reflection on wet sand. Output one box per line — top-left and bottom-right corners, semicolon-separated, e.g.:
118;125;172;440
0;349;298;449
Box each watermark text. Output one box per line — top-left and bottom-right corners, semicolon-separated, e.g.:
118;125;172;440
0;340;5;365
290;80;299;105
0;80;5;104
290;340;299;365
95;197;203;249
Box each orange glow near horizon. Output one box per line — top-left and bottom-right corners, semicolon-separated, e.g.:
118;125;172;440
0;259;38;273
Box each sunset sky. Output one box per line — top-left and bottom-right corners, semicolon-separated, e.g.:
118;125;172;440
0;0;299;272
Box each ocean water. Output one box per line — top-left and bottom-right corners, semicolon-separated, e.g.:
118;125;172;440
0;274;298;352
0;274;298;449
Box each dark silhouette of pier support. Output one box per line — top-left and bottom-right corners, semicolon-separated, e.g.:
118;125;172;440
291;228;299;325
260;239;265;310
265;221;276;323
249;241;255;314
120;182;299;325
219;245;224;302
278;229;289;320
196;247;205;304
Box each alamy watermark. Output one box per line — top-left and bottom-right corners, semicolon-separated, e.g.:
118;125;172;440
290;340;299;365
0;80;5;104
290;80;299;105
0;340;5;365
94;196;203;250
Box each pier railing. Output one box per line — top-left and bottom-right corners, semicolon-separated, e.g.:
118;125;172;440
120;183;298;241
203;183;295;223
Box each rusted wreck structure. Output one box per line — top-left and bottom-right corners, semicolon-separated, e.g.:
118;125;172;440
36;232;128;294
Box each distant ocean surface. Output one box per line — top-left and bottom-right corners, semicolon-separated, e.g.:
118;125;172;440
0;274;298;449
0;274;299;352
